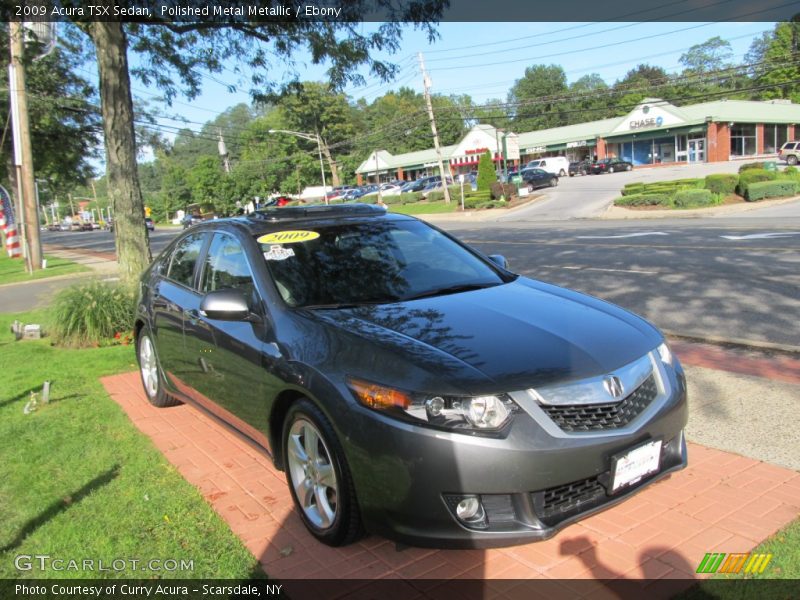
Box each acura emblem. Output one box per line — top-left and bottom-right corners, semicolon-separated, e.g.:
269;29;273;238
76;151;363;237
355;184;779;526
603;375;624;400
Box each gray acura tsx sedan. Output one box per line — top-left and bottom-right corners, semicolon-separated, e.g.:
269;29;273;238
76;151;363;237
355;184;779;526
134;203;687;548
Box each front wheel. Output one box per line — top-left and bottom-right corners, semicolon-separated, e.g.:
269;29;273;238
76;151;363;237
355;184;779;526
550;177;558;187
788;155;798;165
527;183;534;193
283;399;362;546
609;166;615;173
625;164;632;171
559;169;566;177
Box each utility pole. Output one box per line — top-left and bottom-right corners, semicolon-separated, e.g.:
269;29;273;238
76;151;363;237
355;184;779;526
218;130;230;173
418;52;451;204
374;151;383;204
9;22;42;271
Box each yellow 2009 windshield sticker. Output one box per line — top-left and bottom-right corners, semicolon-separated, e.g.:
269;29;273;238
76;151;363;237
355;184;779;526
258;230;319;244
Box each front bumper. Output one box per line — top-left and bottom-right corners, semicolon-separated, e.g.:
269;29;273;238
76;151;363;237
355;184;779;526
340;358;689;548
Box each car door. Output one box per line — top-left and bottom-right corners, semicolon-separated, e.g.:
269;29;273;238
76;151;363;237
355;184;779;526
184;231;275;445
152;232;209;393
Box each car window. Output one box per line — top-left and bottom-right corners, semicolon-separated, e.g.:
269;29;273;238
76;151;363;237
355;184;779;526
259;220;506;308
167;233;206;288
785;142;797;150
200;233;256;302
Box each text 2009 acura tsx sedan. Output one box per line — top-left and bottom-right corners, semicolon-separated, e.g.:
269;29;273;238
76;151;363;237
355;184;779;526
134;204;687;548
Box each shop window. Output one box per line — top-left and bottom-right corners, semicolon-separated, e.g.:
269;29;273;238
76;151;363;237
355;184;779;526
764;124;789;153
730;123;757;157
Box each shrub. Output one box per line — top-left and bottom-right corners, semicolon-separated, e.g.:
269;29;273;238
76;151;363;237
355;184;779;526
425;185;462;202
736;169;777;195
704;174;738;195
382;195;403;205
463;191;492;209
476;151;496;191
673;189;721;208
489;182;518;200
50;280;136;347
397;193;422;205
738;161;770;173
614;193;673;207
744;180;799;202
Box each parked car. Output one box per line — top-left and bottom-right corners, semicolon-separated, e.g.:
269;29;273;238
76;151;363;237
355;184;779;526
568;160;592;177
145;217;155;232
590;158;633;174
525;156;570;177
380;183;404;196
521;167;558;191
778;140;800;165
134;203;687;549
182;214;205;229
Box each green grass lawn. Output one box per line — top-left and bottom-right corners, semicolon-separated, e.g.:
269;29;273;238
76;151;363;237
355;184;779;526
0;310;262;579
388;201;460;215
0;252;88;285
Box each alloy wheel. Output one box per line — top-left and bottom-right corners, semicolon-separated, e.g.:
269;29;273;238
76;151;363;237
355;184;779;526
286;418;339;529
139;335;158;398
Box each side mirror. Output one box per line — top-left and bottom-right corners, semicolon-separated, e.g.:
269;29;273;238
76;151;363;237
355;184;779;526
200;289;250;321
488;254;509;269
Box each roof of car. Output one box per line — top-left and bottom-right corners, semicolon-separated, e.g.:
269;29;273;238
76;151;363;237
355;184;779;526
199;203;411;236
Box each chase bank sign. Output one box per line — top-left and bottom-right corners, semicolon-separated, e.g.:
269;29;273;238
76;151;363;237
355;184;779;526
629;115;664;130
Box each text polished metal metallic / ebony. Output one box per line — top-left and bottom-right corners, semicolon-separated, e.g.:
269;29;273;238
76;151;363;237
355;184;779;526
134;204;688;549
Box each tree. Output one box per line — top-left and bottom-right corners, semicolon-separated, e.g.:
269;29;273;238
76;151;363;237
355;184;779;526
612;64;673;113
679;36;733;74
507;65;568;132
752;22;800;103
476;150;495;191
566;74;612;124
67;4;446;285
278;82;355;187
0;25;100;206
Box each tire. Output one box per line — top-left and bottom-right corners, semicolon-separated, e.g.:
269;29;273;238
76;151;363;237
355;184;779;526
568;172;574;177
527;184;534;193
137;330;180;407
559;169;566;177
609;166;615;173
283;399;362;546
550;177;558;187
788;155;798;166
581;169;587;176
625;164;632;171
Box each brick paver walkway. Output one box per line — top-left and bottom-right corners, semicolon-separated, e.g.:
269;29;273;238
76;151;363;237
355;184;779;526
101;371;800;591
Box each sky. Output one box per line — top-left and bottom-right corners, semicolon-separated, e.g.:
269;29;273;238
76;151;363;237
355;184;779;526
80;21;779;158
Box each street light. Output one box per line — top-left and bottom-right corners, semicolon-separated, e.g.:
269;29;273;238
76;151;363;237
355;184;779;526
268;129;329;205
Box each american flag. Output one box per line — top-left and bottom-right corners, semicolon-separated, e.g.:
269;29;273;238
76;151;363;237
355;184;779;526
0;185;22;258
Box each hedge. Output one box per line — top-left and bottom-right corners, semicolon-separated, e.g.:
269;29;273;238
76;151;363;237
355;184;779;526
736;169;777;195
673;189;720;208
425;185;462;202
704;174;738;195
463;191;492;209
489;182;518;200
397;192;423;205
738;161;770;173
614;193;673;207
744;180;799;202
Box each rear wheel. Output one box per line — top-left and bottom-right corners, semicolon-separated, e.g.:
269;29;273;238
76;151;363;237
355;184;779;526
137;331;180;408
609;166;615;173
283;399;362;546
550;177;558;187
625;164;632;171
559;169;566;177
527;183;534;193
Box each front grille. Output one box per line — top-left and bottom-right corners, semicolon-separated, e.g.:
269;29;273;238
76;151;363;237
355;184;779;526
540;373;658;432
536;476;607;522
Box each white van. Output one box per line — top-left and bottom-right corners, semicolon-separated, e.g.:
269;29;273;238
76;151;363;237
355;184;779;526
525;156;570;177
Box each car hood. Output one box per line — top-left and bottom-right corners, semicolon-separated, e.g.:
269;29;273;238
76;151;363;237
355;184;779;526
308;278;662;393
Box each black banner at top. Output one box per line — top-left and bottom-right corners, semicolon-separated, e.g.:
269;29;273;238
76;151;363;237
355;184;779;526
2;0;800;23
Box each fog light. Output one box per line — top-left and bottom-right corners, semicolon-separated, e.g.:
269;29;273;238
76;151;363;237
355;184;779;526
456;495;484;522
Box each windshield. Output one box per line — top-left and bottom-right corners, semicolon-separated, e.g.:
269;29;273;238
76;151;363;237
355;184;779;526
258;220;507;308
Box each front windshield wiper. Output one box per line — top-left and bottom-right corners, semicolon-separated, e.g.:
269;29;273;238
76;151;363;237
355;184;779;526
300;299;397;310
400;282;499;302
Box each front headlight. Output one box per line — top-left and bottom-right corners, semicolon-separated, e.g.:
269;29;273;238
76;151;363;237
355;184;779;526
348;377;519;432
656;341;674;366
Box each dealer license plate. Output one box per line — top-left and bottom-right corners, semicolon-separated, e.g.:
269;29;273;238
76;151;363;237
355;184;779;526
610;440;662;493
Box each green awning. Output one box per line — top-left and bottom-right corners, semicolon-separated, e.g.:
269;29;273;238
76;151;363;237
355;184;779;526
605;124;707;142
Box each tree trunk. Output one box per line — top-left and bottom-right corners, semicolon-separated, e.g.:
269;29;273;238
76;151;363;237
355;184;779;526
319;139;341;187
89;21;151;286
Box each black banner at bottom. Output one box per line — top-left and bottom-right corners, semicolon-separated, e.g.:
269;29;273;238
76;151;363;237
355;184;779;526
3;578;799;599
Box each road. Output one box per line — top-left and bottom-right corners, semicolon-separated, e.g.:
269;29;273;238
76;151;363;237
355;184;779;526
40;214;800;349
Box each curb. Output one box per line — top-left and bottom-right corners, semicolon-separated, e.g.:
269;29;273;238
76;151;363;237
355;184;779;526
0;270;101;290
664;330;800;357
417;193;547;222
